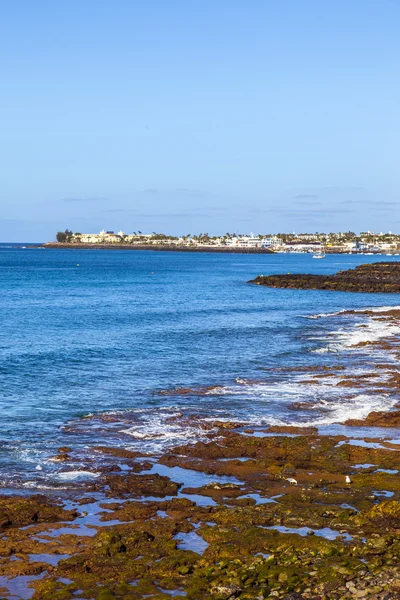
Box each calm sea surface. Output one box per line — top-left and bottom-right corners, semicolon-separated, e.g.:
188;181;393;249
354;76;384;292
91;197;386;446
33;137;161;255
1;245;399;490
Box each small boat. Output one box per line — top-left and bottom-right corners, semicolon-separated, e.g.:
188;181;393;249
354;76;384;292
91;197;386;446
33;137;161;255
313;251;326;259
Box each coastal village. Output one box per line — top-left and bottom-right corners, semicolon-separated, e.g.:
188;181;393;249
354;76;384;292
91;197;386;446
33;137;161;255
57;229;400;254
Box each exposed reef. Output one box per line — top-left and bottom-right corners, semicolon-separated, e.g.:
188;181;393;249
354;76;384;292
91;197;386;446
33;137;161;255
3;308;400;598
250;262;400;293
4;421;400;599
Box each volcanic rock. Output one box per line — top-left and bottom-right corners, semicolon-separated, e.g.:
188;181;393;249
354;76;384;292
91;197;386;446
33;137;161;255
250;262;400;293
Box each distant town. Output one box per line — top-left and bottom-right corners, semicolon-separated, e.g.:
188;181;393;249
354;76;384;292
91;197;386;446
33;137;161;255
52;229;400;254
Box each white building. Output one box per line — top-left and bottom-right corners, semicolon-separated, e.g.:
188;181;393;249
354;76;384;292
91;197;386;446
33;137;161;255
75;230;123;243
262;236;281;248
225;235;265;248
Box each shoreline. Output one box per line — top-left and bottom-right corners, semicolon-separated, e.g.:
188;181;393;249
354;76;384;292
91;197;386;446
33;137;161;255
41;242;380;255
3;413;400;599
42;242;275;254
2;312;400;598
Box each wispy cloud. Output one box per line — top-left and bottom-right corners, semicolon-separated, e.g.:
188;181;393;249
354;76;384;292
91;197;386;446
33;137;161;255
294;194;319;200
342;200;397;207
295;200;322;206
268;208;354;215
140;188;212;198
322;186;365;193
103;206;227;217
62;197;108;203
130;211;224;219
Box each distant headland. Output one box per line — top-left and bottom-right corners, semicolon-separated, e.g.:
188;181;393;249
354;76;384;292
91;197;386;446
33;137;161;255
44;229;400;255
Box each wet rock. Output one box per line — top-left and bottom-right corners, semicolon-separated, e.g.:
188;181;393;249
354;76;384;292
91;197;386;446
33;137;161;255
5;426;400;598
0;495;78;530
212;421;243;430
204;483;241;490
158;385;224;396
356;501;400;530
92;446;147;459
287;402;317;411
75;496;96;505
210;583;242;598
344;410;400;427
99;472;181;498
266;426;318;435
50;453;70;462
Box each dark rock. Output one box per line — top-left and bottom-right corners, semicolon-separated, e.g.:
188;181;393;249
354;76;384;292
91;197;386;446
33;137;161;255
249;262;400;293
0;495;77;530
344;410;400;427
99;472;181;498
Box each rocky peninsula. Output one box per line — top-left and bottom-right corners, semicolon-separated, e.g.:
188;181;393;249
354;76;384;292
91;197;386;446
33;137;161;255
250;262;400;293
43;242;273;254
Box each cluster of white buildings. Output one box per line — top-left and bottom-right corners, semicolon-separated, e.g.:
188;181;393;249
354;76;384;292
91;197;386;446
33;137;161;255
77;230;131;243
73;231;328;252
70;230;400;254
73;230;277;248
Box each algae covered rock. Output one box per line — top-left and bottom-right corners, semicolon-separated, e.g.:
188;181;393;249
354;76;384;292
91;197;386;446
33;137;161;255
100;473;181;497
356;501;400;530
0;495;78;530
344;410;400;428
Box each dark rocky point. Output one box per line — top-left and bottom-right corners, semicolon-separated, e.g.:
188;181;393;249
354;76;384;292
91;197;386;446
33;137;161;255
249;262;400;293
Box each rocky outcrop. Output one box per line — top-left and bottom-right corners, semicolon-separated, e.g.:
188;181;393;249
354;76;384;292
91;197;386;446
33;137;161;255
0;495;78;530
344;410;400;427
250;262;400;293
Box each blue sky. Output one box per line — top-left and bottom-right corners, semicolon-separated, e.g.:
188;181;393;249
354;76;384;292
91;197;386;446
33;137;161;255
1;0;399;241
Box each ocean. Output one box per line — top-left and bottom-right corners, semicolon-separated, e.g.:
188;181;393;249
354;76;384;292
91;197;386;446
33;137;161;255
1;245;399;492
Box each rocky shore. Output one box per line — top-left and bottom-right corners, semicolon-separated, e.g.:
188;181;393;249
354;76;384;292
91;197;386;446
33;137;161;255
3;308;400;599
3;416;400;599
250;262;400;293
42;243;273;254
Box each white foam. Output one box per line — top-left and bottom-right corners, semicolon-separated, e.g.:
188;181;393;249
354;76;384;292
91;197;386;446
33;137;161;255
122;430;159;439
198;367;397;428
119;410;217;452
297;394;398;427
305;309;348;319
22;482;72;490
307;306;400;319
52;304;400;459
57;471;100;480
204;386;229;395
310;310;400;355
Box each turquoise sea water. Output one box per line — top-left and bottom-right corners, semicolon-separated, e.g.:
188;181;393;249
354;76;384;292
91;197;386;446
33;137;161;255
1;245;400;491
